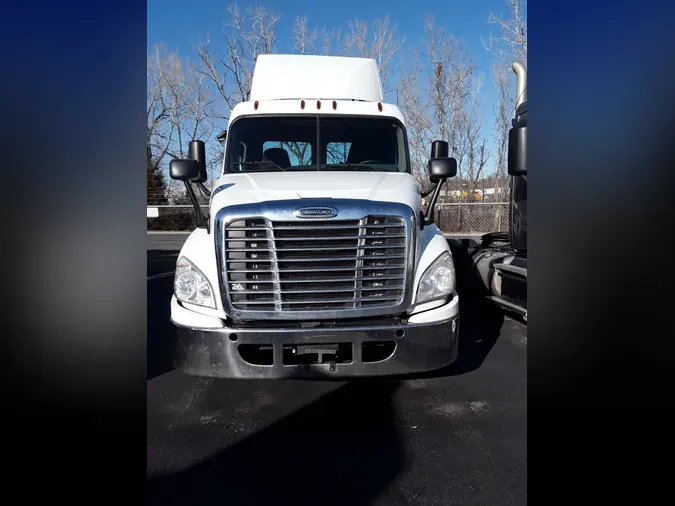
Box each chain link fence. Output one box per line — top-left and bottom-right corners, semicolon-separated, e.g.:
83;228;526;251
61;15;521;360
147;202;510;236
436;202;510;236
147;205;209;231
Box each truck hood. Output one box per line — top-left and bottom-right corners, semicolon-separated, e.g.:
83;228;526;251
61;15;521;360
210;171;421;212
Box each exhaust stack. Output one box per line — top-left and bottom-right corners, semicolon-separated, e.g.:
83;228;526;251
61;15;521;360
512;61;527;108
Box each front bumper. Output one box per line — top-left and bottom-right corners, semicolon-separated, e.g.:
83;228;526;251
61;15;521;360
171;296;459;379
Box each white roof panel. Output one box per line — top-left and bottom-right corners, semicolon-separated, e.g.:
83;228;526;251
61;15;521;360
249;54;384;102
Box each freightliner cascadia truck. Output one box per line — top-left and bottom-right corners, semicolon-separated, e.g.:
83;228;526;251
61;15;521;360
168;54;460;378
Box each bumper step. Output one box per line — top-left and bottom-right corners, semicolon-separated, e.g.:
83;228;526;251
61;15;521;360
494;263;527;278
487;296;527;321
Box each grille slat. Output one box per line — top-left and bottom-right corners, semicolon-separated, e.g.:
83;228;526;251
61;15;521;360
228;245;404;253
233;296;402;305
227;224;404;232
226;265;400;274
229;286;403;295
229;275;403;285
275;255;405;263
272;233;404;241
224;215;407;313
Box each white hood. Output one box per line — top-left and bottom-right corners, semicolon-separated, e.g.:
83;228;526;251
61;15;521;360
210;171;421;213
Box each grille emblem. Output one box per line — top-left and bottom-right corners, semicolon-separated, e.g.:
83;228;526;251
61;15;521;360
294;207;338;219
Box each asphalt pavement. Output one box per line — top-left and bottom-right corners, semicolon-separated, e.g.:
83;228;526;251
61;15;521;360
147;250;527;506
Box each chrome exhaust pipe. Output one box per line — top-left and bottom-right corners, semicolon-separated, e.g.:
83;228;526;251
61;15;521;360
512;61;527;108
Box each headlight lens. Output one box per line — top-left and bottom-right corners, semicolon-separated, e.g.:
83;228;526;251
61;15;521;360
174;257;215;308
415;251;456;305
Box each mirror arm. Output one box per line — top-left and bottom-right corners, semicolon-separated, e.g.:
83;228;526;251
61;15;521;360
183;181;208;231
196;182;211;198
421;179;445;229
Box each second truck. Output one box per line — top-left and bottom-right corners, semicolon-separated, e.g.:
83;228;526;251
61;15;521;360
469;61;527;322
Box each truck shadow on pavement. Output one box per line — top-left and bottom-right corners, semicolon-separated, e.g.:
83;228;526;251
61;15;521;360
446;298;505;375
397;296;504;381
147;380;405;506
436;239;505;377
147;275;177;380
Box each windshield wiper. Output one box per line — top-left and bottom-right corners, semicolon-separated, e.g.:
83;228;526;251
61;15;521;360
322;163;379;171
236;161;287;172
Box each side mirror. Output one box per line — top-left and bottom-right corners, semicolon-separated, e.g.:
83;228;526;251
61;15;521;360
170;140;208;230
169;159;200;181
430;139;449;159
428;157;458;183
427;139;457;182
422;140;457;228
507;124;527;176
216;130;227;145
169;158;207;230
188;140;207;183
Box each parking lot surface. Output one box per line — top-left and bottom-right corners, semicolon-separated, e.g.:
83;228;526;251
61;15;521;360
147;251;527;506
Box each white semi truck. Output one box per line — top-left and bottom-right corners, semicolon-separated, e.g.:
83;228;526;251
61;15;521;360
168;54;460;379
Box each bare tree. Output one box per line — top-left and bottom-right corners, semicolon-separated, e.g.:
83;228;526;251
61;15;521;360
147;45;187;201
293;15;318;55
483;0;527;66
185;3;283;189
194;3;282;122
151;8;504;202
147;45;180;171
343;15;406;95
398;20;479;197
482;0;527;199
164;65;218;159
459;75;491;195
492;63;511;193
482;0;527;114
398;50;434;193
147;44;218;200
293;16;342;56
293;15;313;54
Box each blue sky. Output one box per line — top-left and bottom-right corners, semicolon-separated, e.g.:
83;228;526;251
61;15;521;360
148;0;509;52
148;0;520;174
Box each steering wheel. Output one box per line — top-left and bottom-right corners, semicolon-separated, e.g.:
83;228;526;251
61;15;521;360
358;160;385;165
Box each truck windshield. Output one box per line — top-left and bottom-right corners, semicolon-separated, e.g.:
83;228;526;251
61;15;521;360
225;115;410;173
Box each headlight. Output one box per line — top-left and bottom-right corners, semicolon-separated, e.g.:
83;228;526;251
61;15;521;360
415;251;456;305
174;257;215;308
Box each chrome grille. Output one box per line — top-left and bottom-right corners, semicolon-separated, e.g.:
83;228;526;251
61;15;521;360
224;216;407;313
